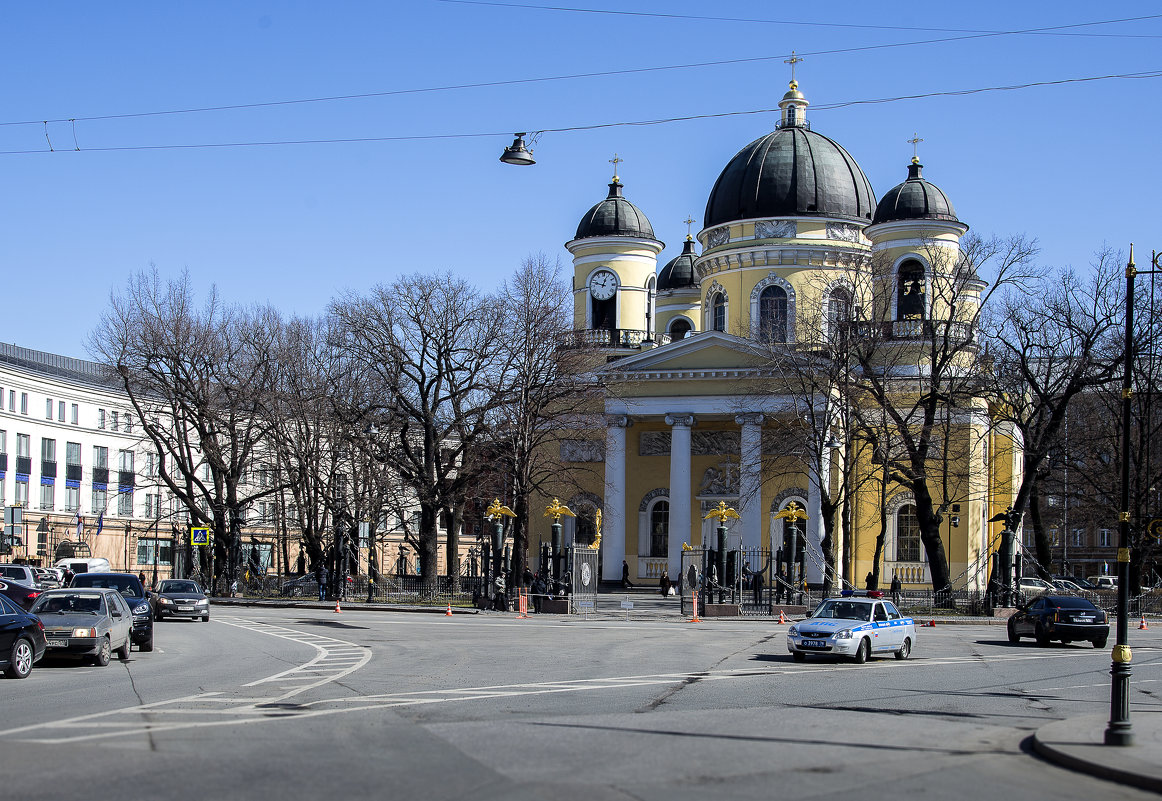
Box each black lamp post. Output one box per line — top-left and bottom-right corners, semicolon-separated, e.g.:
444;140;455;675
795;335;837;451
1105;246;1161;746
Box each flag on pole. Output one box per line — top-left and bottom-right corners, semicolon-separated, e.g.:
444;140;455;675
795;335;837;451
96;512;104;537
76;515;84;539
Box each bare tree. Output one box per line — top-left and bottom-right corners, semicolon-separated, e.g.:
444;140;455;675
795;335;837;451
89;269;281;591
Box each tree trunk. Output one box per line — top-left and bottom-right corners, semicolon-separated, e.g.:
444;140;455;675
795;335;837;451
419;503;440;594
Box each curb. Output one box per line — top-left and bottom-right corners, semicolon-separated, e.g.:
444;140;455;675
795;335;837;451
1033;714;1162;793
210;598;479;615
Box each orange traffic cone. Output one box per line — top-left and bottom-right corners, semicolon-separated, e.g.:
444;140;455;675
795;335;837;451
929;619;936;627
689;592;702;623
1140;616;1148;630
778;610;786;624
333;598;342;614
446;603;453;617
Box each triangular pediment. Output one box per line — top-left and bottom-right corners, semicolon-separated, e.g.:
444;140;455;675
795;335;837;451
598;330;786;375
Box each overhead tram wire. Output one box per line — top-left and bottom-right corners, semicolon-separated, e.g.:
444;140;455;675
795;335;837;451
1;10;1159;130
437;1;1162;40
1;68;1159;157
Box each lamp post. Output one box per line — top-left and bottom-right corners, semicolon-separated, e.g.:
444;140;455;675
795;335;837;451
1105;246;1161;746
703;501;740;604
775;502;807;604
543;498;575;594
485;498;516;606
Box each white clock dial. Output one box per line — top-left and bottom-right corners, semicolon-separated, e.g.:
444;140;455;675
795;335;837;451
590;270;617;301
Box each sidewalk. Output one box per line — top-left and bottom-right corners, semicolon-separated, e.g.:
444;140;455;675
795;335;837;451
1034;711;1162;793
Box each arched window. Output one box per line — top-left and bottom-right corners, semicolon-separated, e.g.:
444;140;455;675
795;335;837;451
712;293;726;332
896;260;926;320
826;286;852;341
649;501;669;558
669;318;692;340
645;277;656;338
758;285;788;342
896;504;921;561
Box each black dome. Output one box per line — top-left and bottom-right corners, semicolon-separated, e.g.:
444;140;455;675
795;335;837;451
658;238;698;290
575;180;656;240
704;126;876;228
872;162;958;225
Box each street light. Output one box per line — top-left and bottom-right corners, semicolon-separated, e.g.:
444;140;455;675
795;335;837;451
1105;246;1162;746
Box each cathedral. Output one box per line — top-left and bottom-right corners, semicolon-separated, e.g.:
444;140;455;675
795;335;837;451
533;78;1021;592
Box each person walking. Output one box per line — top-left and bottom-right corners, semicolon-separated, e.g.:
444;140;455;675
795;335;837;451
315;562;328;601
621;560;634;589
659;569;670;597
751;564;764;607
890;574;902;606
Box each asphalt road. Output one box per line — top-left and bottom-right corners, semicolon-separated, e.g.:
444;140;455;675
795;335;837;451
3;609;1161;800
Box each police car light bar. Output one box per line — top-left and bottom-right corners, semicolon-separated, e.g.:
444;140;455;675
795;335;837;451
840;590;884;598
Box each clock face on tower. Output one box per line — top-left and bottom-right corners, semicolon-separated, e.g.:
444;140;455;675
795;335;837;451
589;269;618;300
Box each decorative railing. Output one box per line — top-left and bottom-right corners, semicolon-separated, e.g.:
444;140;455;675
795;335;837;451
560;329;672;349
638;556;669;580
885;560;930;586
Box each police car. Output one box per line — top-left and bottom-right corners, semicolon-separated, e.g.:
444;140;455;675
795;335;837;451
786;591;915;663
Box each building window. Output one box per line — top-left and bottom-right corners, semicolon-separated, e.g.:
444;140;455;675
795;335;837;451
98;409;105;430
826;286;852;342
20;393;28;415
1048;528;1060;546
92;486;107;515
896;260;926;320
125;414;133;434
71;403;79;425
8;390;13;411
758;285;788;342
93;446;108;469
136;537;173;567
65;485;79;513
712;292;726;332
58;401;65;422
41;438;55;463
17;433;30;459
40;482;54;511
112;411;119;432
145;494;160;519
119;449;134;472
669;318;692;340
1071;528;1085;547
896;504;921;562
15;478;28;507
46;398;53;419
117;489;133;516
649;500;669;558
1098;529;1113;547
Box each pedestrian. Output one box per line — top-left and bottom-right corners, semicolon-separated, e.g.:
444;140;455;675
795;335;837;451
494;574;508;611
296;548;307;576
751;564;764;606
890;574;902;605
865;571;876;591
138;571;147;587
659;569;670;597
531;572;545;613
622;560;634;589
315;562;328;601
522;565;534;588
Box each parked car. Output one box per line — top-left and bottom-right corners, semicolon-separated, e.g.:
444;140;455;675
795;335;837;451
0;593;46;678
1018;577;1054;596
279;575;318;598
29;588;133;665
69;573;154;652
1007;594;1109;648
151;579;210;622
1088;575;1118;590
1056;575;1097;590
33;567;63;588
1050;578;1085;594
0;579;43;611
0;564;42;589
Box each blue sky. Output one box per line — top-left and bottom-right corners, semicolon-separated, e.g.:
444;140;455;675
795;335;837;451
2;2;1159;357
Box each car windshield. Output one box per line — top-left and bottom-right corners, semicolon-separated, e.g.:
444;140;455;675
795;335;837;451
72;575;143;597
32;592;105;615
812;600;872;621
160;581;201;594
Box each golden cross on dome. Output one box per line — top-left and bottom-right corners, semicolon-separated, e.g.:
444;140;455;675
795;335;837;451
609;153;623;182
685;215;695;238
907;132;924;164
784;50;803;85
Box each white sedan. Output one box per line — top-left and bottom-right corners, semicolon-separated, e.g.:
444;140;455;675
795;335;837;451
787;592;916;663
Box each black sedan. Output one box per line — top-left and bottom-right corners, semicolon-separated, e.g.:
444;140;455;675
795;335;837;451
70;573;154;652
0;593;47;678
151;579;210;622
1008;594;1109;648
0;578;43;611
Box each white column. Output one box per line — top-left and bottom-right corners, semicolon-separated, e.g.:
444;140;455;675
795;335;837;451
665;414;695;576
735;413;764;550
805;447;829;585
602;415;630;582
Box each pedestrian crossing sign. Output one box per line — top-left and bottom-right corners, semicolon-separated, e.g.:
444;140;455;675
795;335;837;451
191;527;209;545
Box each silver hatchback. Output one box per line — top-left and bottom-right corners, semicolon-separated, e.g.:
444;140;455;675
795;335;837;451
30;588;133;666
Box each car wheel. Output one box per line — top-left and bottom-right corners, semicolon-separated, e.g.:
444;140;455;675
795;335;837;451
155;609;164;622
94;637;111;667
116;637;131;661
1007;620;1020;643
1035;623;1051;647
1093;635;1108;649
140;632;154;653
853;638;870;664
5;637;35;679
792;651;806;662
202;615;210;622
895;637;911;660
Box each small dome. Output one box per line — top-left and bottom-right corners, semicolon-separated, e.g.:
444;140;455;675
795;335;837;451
872;161;958;224
658;238;698;290
574;180;657;240
704;126;876;228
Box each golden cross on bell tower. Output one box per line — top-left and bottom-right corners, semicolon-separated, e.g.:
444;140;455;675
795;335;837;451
907;132;924;164
609;153;623;182
784;50;803;85
684;215;695;239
